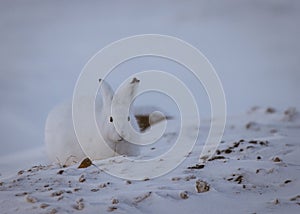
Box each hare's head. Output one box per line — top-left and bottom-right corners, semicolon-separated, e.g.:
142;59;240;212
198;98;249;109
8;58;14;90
96;79;123;143
111;77;140;142
96;78;140;145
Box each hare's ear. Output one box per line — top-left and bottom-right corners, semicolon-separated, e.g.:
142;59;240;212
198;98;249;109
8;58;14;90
111;77;140;119
115;77;140;102
98;78;114;103
129;78;140;98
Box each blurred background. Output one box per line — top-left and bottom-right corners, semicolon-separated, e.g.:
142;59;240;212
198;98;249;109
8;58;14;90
0;0;299;156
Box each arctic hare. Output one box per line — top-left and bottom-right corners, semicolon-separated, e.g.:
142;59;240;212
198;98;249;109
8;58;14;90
45;78;140;166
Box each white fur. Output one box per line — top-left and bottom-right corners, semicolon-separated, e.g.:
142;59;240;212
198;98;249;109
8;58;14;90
45;78;140;166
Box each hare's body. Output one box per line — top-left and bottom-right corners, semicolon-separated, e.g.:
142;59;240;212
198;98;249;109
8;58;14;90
45;78;140;166
45;100;86;165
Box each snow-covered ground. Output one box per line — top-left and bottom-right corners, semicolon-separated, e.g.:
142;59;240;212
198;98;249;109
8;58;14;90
0;107;299;213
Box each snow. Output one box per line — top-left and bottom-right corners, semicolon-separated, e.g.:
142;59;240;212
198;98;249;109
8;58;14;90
1;108;300;213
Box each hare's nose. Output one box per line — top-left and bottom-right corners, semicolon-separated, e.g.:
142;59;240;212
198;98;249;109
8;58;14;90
117;137;123;142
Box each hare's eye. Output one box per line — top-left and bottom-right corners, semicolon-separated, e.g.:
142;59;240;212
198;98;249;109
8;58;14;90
110;117;113;122
127;116;130;121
